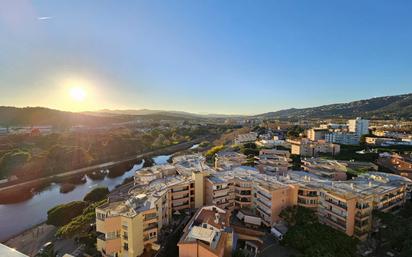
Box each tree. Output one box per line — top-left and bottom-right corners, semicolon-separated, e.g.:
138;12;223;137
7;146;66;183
281;206;357;257
373;202;412;256
56;200;107;239
0;149;31;178
83;187;109;203
47;201;89;227
287;125;304;139
143;157;155;168
280;206;317;226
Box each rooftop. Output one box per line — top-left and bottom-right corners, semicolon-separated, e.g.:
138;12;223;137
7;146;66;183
0;244;28;257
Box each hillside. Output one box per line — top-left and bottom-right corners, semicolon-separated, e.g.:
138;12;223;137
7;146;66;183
92;109;241;119
0;107;128;127
257;93;412;120
0;107;207;127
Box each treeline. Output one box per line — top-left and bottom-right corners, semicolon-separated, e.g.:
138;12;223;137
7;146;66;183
0;125;216;180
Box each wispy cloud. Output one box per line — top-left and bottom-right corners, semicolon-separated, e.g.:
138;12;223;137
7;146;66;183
37;16;52;20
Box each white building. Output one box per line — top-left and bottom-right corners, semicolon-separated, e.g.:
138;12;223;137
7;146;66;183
325;132;360;145
348;117;369;136
325;118;369;145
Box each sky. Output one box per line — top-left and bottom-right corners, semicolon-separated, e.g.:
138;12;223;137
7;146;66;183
0;0;411;115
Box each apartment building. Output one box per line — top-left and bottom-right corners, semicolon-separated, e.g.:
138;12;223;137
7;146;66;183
255;149;292;175
301;158;347;180
173;154;214;176
288;139;340;157
348;117;369;136
325;132;360;145
378;153;412;179
234;132;258;145
214;151;247;171
178;206;232;257
96;156;412;257
281;171;411;240
365;136;412;146
307;128;329;141
324;117;369;145
96;175;199;257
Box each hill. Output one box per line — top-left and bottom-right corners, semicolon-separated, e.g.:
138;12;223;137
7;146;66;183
257;93;412;120
0;107;200;127
0;107;129;127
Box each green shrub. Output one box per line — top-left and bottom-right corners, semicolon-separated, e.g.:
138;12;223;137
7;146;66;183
83;187;109;203
47;201;88;227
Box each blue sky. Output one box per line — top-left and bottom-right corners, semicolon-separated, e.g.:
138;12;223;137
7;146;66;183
0;0;411;114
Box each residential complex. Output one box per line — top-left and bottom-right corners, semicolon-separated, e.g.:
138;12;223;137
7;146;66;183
255;149;292;175
95;153;411;257
214;151;247;171
288;138;340;157
348;117;370;136
325;117;370;145
307;127;328;141
178;206;232;257
234;132;258;145
365;136;412;146
301;158;347;180
378;153;412;179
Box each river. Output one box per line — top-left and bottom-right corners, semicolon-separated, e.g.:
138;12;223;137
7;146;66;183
0;154;171;242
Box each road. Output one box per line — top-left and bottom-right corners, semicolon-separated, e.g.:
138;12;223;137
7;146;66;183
0;137;207;193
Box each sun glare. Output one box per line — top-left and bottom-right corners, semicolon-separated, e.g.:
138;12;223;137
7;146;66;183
69;87;86;102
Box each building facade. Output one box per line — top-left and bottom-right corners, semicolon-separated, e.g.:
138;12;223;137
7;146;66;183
96;155;411;257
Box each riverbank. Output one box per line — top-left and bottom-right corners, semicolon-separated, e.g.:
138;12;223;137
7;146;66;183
0;136;211;204
0;135;213;242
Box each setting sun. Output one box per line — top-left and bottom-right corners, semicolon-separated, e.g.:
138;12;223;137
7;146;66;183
69;87;86;102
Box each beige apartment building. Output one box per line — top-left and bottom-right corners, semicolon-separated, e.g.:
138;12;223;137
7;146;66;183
307;128;329;141
288;139;340;157
178;206;232;257
255;149;292;175
301;158;347;180
96;174;201;257
96;156;411;257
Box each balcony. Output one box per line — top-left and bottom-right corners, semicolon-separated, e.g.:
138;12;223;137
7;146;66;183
173;204;190;211
321;216;346;231
144;223;158;232
323;198;347;210
257;205;271;216
355;210;371;219
257;190;271;201
321;205;347;219
257;198;272;209
172;193;189;200
172;187;189;193
97;233;106;241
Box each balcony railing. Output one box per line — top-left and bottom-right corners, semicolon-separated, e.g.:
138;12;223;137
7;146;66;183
257;205;271;216
172;187;189;193
257;190;271;201
324;198;347;210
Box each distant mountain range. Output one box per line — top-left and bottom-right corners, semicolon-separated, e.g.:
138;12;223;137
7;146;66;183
0;93;411;126
256;93;412;120
89;109;241;119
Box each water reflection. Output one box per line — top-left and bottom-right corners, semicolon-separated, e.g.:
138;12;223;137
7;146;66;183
0;155;171;241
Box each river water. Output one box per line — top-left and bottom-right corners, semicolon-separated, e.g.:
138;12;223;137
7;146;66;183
0;155;171;242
